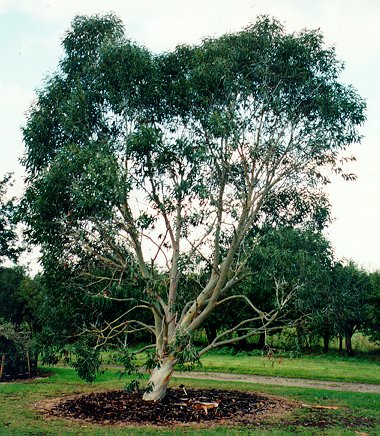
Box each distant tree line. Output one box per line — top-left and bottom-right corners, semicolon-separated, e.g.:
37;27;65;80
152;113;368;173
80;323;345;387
0;227;378;366
0;172;379;381
0;175;38;379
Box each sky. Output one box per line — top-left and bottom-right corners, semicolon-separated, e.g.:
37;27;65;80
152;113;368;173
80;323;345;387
0;0;379;272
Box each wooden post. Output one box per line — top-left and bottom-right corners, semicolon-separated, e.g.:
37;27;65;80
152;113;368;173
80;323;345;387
0;354;5;381
26;350;31;378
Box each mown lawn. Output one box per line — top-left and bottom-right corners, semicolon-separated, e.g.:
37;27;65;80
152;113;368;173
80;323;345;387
198;351;380;384
0;366;379;434
113;346;380;385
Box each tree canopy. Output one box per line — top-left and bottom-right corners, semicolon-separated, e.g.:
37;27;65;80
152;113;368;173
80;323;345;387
0;174;19;264
21;14;366;400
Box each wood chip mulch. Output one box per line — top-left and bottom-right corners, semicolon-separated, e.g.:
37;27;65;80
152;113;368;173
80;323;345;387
50;388;282;426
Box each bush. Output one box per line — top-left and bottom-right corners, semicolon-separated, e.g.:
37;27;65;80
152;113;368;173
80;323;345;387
0;320;37;380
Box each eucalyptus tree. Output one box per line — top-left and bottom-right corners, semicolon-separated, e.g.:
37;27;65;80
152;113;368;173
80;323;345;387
21;14;365;400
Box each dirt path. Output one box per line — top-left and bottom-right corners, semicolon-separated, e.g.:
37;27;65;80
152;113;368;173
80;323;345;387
173;371;380;394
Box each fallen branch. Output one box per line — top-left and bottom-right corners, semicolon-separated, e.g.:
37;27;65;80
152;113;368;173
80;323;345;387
301;404;340;410
193;401;219;414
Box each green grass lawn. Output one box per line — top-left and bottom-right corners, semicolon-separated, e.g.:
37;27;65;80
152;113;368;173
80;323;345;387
111;345;380;385
198;351;380;384
0;366;379;434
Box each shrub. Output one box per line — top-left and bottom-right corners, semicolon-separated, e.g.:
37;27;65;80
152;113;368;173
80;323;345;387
0;320;37;380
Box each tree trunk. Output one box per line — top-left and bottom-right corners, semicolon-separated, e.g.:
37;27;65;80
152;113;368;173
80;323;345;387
0;354;5;381
236;337;248;351
323;331;330;353
26;350;31;378
345;332;354;356
205;324;217;345
34;351;39;376
296;327;305;348
257;332;266;349
142;356;176;401
338;334;343;353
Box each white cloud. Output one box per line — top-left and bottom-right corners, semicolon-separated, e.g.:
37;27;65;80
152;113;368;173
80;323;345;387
0;83;35;181
3;1;379;60
0;83;35;114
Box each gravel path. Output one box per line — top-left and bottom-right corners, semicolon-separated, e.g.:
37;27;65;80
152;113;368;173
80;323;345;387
173;371;380;394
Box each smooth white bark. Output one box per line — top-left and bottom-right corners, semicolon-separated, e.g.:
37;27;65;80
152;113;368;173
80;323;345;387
142;357;176;401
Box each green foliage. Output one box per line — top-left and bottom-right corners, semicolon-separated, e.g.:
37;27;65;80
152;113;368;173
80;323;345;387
367;271;380;341
34;257;147;352
144;351;162;372
286;260;373;354
0;266;27;324
251;226;333;301
169;329;201;371
0;174;19;264
71;341;102;383
124;378;142;393
0;319;31;351
0;267;41;379
20;13;366;387
21;14;365;262
0;319;37;379
332;262;371;335
203;227;334;345
115;348;139;375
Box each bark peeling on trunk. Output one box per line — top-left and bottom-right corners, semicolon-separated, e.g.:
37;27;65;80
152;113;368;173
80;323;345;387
142;357;176;401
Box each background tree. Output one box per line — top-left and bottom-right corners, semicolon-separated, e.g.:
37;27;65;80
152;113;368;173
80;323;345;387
331;261;371;355
0;266;43;379
367;271;380;343
21;14;365;400
0;266;28;325
0;174;19;264
248;226;333;349
0;320;34;381
202;225;333;350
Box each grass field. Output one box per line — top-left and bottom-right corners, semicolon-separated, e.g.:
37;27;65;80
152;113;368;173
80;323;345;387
0;364;379;434
104;340;380;385
199;350;380;384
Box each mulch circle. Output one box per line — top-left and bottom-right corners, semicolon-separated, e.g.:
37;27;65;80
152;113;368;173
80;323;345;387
50;388;285;426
